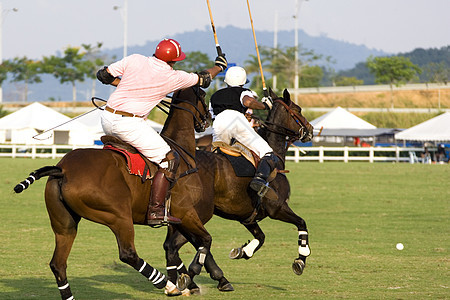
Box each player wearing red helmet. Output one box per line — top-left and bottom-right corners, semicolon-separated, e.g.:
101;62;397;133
97;38;227;226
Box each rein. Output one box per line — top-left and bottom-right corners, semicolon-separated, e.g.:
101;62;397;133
159;87;209;178
257;99;308;149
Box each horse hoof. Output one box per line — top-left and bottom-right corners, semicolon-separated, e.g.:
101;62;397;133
181;288;191;296
218;282;234;292
164;282;182;297
292;258;305;275
189;287;201;295
176;273;191;291
229;247;243;259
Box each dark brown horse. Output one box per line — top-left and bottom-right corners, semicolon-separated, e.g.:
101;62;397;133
13;87;233;298
163;88;313;292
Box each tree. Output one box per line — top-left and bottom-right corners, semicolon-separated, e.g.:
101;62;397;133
334;76;364;87
173;51;212;73
2;57;43;101
423;62;449;85
81;43;108;99
42;45;98;103
245;45;327;94
299;65;323;88
173;51;218;99
367;56;422;108
0;63;9;86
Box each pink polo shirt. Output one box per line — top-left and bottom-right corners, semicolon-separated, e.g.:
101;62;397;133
106;54;199;116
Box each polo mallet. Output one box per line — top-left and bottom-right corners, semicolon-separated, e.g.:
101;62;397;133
32;98;107;140
246;0;269;99
206;0;223;56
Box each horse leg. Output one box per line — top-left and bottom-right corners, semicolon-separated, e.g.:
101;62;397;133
109;219;178;296
204;251;234;292
163;226;199;295
229;222;265;260
266;201;310;275
177;218;234;293
45;179;80;300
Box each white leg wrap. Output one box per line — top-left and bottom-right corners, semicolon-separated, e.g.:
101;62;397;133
164;280;178;295
198;247;206;265
298;231;311;257
243;239;260;258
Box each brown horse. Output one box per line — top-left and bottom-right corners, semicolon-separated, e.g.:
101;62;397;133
163;88;314;292
13;87;233;298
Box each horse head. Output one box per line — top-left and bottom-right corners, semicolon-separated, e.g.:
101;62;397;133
172;86;211;133
268;88;314;144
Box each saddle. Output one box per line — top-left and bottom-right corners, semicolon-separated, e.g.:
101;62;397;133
211;141;277;182
101;135;159;183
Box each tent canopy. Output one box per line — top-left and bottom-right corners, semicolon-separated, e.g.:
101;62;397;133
395;112;450;142
0;102;91;145
0;102;73;130
311;106;376;130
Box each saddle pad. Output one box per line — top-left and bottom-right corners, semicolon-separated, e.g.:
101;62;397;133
103;145;152;180
216;148;256;177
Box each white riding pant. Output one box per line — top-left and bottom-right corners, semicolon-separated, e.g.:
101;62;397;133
101;110;170;168
212;109;273;158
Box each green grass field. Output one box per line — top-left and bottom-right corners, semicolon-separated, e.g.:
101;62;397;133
0;158;448;299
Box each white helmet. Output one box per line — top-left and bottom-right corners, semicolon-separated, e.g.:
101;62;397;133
224;66;248;87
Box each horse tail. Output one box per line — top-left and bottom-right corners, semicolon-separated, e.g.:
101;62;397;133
14;166;63;194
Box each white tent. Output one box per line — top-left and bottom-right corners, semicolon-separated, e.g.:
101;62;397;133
75;107;165;144
311;106;376;130
395;112;450;142
0;102;93;145
310;107;377;145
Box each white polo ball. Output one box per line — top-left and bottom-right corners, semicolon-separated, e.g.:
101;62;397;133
396;243;404;250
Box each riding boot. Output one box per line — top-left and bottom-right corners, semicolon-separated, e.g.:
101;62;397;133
147;150;181;226
249;152;280;201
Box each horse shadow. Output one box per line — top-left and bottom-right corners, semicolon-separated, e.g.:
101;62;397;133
0;263;164;299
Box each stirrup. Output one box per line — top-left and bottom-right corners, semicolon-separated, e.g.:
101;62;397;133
147;215;181;227
250;180;278;201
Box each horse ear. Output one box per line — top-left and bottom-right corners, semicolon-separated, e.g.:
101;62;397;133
283;89;292;105
269;87;278;99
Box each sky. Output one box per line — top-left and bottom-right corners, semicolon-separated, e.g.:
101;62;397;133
1;0;449;60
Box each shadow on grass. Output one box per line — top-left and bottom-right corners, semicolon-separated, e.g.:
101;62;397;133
0;260;288;299
0;274;164;299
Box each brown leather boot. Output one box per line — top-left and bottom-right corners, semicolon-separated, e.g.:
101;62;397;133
147;150;181;226
147;170;181;226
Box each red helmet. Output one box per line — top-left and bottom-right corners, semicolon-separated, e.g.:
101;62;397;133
154;38;186;62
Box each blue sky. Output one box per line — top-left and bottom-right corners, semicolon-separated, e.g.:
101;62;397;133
2;0;449;60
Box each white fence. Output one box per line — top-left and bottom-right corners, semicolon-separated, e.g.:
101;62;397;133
0;144;102;159
286;146;426;163
0;144;426;163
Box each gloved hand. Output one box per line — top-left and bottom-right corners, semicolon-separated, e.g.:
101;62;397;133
215;54;227;71
261;96;273;110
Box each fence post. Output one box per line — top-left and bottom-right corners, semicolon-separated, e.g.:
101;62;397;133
294;148;299;163
319;146;324;163
12;145;16;158
344;146;349;163
52;145;57;159
369;147;374;163
395;146;400;163
31;145;36;159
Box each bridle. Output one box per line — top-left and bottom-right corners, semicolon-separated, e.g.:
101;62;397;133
158;86;210;178
259;98;312;148
158;87;210;133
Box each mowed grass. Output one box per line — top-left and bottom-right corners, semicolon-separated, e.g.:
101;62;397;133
0;158;448;299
